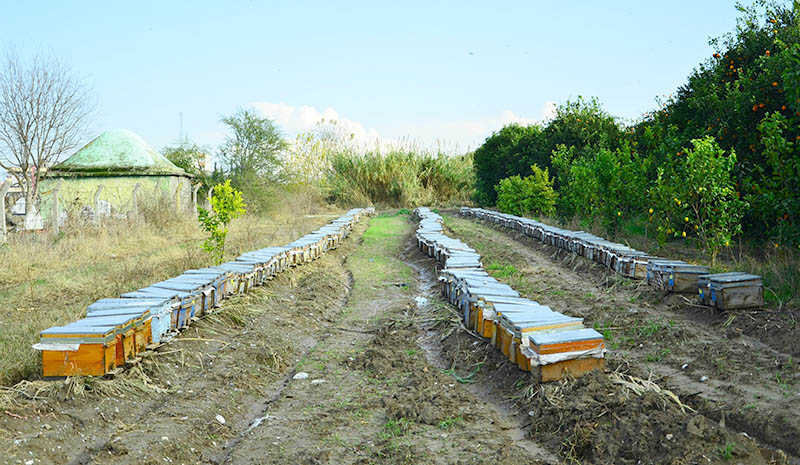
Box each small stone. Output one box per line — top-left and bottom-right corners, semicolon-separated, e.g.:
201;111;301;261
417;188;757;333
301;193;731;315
25;460;33;465
215;414;226;425
293;372;309;380
666;433;673;440
160;436;169;441
681;363;689;370
310;379;325;385
699;375;709;382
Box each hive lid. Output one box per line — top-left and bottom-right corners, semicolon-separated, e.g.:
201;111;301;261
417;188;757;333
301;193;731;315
528;328;604;346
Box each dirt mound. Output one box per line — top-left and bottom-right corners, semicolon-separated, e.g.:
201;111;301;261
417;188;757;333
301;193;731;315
529;370;787;465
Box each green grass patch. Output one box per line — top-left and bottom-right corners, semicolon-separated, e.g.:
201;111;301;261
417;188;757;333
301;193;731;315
486;262;518;279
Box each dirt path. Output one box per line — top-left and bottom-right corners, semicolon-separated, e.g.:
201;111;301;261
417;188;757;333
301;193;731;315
1;213;553;465
443;213;799;464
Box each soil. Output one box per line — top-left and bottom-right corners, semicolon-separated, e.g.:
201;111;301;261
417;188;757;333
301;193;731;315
440;213;799;464
0;212;797;465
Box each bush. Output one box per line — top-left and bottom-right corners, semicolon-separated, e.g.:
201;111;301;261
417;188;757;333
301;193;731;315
495;164;557;217
650;136;747;264
472;124;540;205
551;143;647;233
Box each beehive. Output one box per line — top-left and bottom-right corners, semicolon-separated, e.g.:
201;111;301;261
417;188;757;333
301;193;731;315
88;298;172;344
704;272;763;310
38;322;118;377
85;308;152;353
526;329;606;382
668;263;711;294
77;316;138;365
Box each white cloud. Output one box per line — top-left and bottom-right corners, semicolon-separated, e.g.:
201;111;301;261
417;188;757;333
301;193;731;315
251;102;383;148
249;101;558;153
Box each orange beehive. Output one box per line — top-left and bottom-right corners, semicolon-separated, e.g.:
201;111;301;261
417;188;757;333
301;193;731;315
39;323;118;377
527;329;606;382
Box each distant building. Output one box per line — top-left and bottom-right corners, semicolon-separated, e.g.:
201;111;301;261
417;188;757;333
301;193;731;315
39;129;194;222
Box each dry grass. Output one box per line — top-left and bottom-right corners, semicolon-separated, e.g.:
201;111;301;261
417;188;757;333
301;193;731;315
0;186;339;386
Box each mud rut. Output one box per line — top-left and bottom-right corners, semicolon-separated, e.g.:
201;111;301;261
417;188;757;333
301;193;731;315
2;214;797;465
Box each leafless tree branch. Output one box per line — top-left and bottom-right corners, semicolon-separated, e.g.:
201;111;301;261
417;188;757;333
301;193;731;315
0;48;95;213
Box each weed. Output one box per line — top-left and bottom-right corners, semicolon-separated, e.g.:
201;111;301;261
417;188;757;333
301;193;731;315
718;442;736;460
443;362;483;384
487;262;518;279
380;417;412;440
437;415;463;430
645;349;671;362
405;349;417;357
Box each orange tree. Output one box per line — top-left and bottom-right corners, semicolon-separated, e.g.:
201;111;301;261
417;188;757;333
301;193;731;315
650;136;747;264
634;0;800;244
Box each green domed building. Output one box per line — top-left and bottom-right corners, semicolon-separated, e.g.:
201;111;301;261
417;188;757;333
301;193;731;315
41;129;194;219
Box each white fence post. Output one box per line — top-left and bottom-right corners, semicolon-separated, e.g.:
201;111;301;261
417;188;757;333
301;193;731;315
132;183;141;219
192;184;201;217
0;180;11;244
52;179;62;236
93;184;104;225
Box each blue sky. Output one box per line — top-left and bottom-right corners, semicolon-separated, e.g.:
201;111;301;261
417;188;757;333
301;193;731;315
0;0;750;173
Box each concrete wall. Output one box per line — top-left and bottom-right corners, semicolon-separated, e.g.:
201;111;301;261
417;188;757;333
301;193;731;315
38;175;194;221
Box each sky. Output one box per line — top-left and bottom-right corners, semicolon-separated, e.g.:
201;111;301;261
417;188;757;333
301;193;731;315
0;0;752;178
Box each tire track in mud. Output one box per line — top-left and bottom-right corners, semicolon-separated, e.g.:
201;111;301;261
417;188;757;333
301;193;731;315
220;214;554;465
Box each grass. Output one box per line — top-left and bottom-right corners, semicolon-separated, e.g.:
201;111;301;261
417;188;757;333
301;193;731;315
486;262;518;279
0;189;339;387
718;441;736;460
344;213;414;310
437;415;463;430
380;417;413;440
326;148;474;208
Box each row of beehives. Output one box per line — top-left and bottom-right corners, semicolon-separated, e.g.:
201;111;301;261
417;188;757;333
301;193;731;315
413;207;605;382
459;207;764;310
34;208;375;378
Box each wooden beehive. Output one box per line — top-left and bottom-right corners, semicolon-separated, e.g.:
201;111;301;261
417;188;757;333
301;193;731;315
39;322;118;377
77;316;137;365
88;298;172;344
527;328;606;382
706;272;763;310
85;309;152;354
668;263;711;294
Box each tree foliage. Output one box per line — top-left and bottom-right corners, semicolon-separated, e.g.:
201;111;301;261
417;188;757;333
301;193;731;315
162;139;213;196
472;97;621;205
650;137;747;264
219;108;287;185
495;164;557;217
197;180;246;265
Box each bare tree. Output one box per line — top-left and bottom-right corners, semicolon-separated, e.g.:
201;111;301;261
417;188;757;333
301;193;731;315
0;49;94;215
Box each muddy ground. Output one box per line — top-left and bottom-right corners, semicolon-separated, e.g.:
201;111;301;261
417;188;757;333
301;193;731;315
440;213;799;464
0;212;797;464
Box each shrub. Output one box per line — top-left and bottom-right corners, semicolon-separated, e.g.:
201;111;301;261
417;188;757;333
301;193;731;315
650;136;747;264
495;164;557;217
551;143;647;233
198;180;247;264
